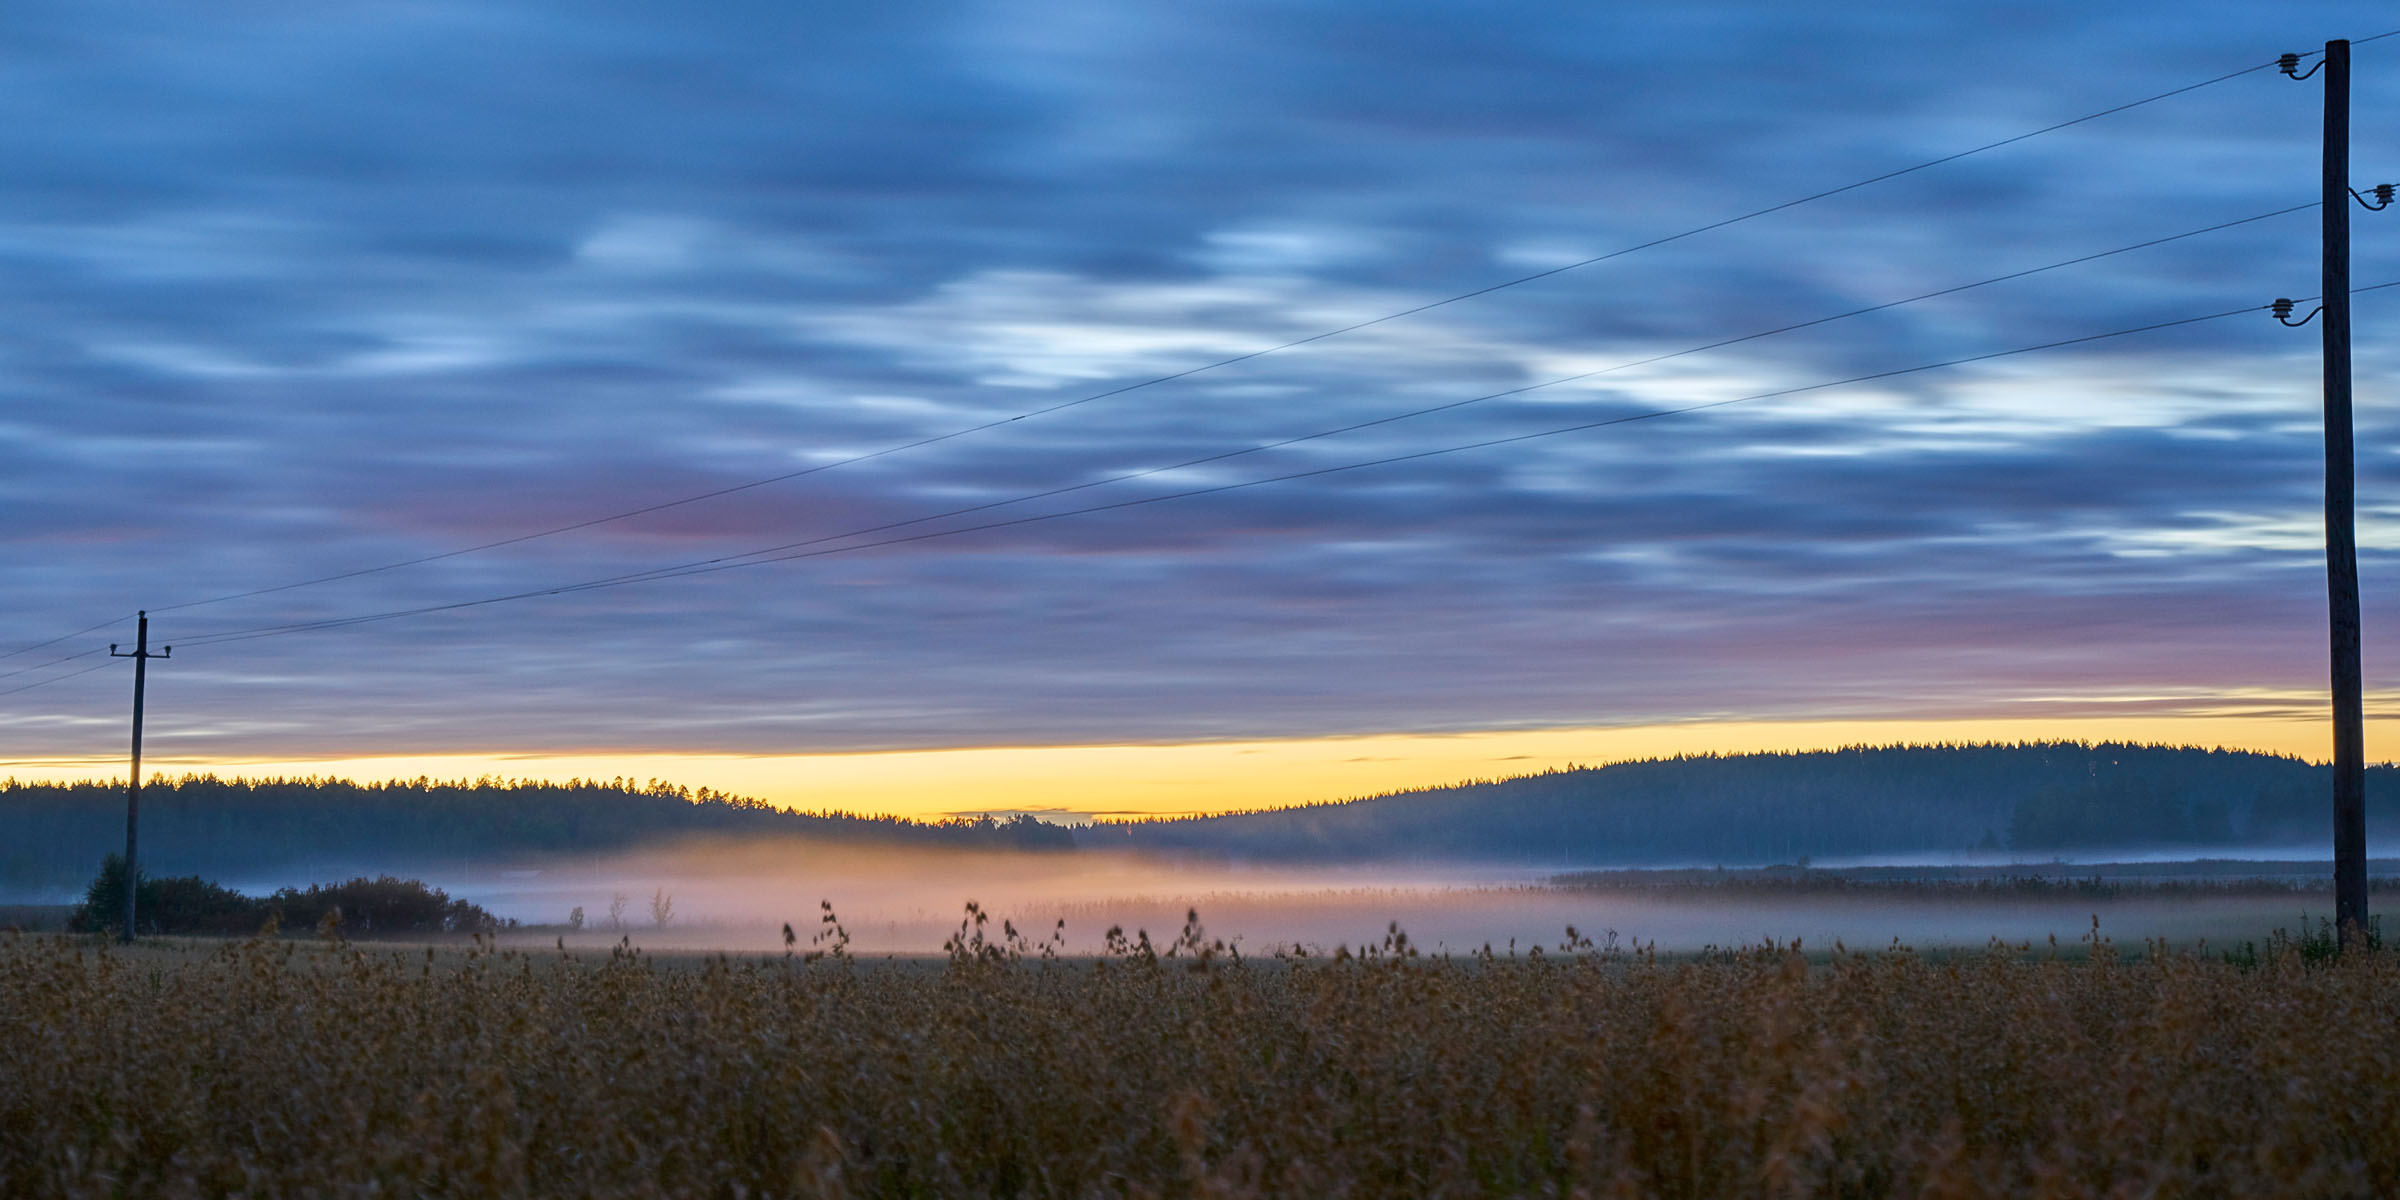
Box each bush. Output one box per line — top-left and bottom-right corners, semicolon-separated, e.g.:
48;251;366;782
70;854;259;937
68;857;498;937
268;876;500;936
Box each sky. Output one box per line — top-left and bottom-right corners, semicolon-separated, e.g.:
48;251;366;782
7;3;2400;819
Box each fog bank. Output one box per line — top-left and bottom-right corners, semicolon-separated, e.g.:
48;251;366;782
401;838;2335;955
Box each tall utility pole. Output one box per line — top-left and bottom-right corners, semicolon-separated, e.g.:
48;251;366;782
2315;37;2367;944
108;611;167;943
2281;39;2394;941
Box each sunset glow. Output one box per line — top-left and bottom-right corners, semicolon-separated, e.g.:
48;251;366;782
8;711;2391;822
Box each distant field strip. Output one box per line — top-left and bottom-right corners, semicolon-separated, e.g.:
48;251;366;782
5;926;2400;1197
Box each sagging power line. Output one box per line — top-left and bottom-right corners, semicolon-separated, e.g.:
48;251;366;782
70;46;2333;635
0;616;134;665
0;645;108;687
167;289;2388;651
0;657;112;699
412;204;2325;594
0;199;2323;676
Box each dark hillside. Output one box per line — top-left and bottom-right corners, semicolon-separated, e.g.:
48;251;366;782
10;744;2383;891
1092;743;2383;865
0;775;1072;895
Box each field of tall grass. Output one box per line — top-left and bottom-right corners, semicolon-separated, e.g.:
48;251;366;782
4;911;2398;1198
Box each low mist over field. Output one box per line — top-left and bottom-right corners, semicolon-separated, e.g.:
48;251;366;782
394;837;2356;957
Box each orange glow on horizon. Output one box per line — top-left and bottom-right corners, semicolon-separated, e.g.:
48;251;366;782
6;712;2392;822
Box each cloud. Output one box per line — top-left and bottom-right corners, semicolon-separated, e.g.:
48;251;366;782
3;1;2398;775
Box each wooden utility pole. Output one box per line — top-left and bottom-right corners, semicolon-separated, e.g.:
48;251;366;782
2309;37;2370;945
2321;40;2367;943
2281;39;2393;942
108;611;168;943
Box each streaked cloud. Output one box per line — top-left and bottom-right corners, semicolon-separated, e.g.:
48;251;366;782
1;1;2397;786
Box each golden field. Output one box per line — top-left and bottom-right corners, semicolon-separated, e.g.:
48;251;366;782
4;914;2399;1199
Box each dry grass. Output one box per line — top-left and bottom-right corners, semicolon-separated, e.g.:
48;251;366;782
5;912;2400;1198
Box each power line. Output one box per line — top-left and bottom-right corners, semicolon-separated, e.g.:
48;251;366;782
183;205;2323;636
135;50;2305;623
1;615;131;663
0;646;108;686
0;657;114;700
143;200;2316;647
521;304;2333;587
176;288;2372;650
424;204;2324;586
20;37;2392;663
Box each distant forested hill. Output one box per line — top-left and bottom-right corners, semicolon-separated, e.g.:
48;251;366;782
1089;743;2392;866
9;744;2386;893
0;775;1070;895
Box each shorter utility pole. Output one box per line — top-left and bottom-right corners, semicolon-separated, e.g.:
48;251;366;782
108;611;168;943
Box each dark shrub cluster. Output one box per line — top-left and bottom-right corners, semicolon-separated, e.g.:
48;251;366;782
265;876;503;936
70;855;499;937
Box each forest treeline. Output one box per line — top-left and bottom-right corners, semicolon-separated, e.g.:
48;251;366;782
0;774;1070;894
1092;742;2395;864
6;744;2388;890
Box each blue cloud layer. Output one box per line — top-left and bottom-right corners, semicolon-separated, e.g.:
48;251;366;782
5;2;2400;763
